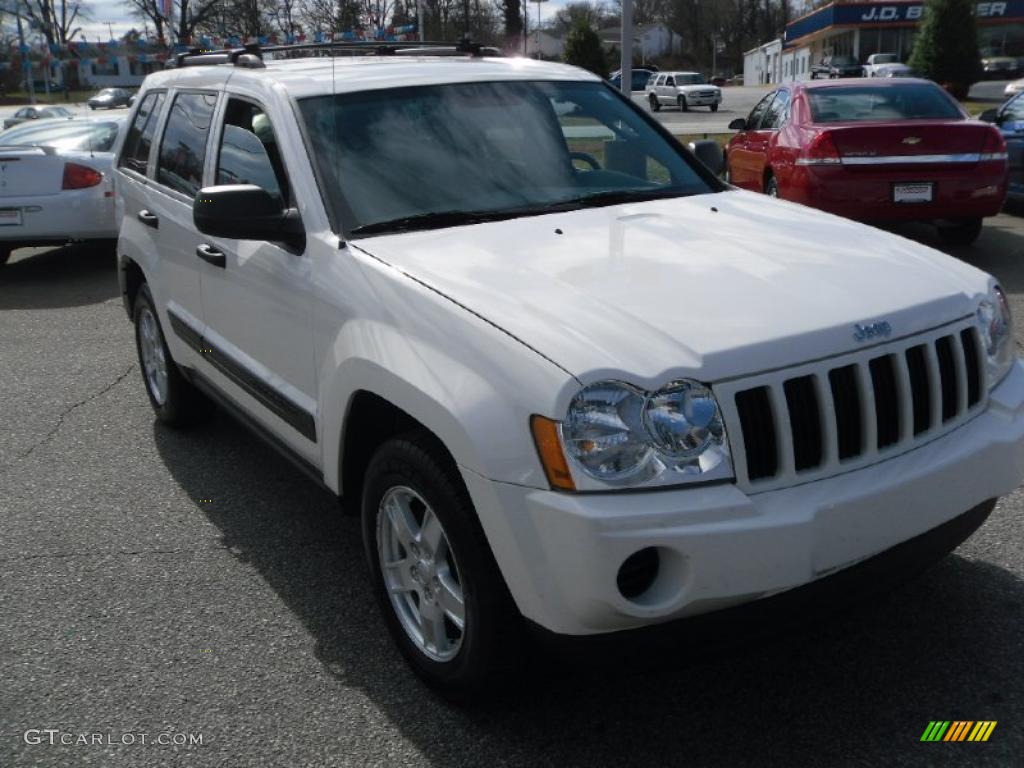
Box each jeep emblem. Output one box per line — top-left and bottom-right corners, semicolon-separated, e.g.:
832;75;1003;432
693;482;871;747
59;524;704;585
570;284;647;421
853;321;892;342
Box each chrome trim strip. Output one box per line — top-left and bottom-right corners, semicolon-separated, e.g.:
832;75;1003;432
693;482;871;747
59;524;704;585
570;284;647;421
839;153;993;165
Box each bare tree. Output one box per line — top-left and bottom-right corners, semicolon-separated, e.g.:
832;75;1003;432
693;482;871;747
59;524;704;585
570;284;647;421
22;0;84;45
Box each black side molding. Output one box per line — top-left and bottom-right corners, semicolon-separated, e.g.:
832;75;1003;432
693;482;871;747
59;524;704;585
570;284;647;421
167;308;317;442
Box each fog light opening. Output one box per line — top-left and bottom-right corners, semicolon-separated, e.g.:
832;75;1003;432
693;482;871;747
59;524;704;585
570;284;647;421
617;547;660;600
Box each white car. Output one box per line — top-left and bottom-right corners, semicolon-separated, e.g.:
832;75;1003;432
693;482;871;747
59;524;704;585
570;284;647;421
115;46;1024;695
646;71;722;112
0;116;127;265
863;53;901;77
1006;78;1024;98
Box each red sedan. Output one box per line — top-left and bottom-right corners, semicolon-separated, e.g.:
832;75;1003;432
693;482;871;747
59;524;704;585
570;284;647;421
724;79;1008;245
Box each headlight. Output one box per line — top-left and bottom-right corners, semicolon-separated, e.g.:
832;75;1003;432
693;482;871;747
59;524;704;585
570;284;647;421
978;285;1014;389
560;379;732;489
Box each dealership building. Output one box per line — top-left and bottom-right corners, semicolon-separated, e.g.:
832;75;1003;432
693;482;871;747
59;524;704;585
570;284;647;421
744;0;1024;85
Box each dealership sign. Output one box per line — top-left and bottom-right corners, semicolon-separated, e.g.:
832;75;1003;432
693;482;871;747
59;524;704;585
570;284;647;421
787;1;1024;43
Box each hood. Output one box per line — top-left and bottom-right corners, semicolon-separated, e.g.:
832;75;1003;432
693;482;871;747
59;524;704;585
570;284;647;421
356;191;990;387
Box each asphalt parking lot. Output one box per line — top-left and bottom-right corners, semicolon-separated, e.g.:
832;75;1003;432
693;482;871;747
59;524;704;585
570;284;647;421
3;211;1024;767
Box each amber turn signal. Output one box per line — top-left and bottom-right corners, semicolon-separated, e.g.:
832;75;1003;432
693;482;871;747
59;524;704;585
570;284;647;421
530;415;575;491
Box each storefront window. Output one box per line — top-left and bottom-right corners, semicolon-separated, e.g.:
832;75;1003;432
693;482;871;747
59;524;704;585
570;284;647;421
978;23;1024;57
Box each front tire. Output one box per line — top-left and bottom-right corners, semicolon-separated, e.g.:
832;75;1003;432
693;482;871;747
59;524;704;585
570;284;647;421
710;103;719;112
133;284;210;426
937;218;983;247
362;433;520;697
765;175;779;198
0;246;11;266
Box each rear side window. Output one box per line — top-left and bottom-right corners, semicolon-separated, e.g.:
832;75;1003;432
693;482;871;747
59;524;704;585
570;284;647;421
808;84;962;123
120;91;165;175
157;92;217;196
216;99;289;205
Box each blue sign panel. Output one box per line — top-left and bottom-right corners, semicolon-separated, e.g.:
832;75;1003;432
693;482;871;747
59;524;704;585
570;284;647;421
786;1;1024;43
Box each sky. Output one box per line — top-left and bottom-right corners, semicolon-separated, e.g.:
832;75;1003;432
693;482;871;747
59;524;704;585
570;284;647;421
74;0;570;42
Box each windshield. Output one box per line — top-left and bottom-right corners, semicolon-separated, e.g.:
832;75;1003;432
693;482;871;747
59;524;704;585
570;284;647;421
872;54;898;64
42;106;72;117
808;84;963;123
0;120;122;151
300;80;716;236
831;56;858;66
676;74;706;85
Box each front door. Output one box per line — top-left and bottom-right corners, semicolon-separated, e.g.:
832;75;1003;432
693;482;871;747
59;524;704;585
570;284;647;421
196;97;318;461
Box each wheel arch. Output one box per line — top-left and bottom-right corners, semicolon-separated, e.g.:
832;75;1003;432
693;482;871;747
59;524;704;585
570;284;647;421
119;255;147;320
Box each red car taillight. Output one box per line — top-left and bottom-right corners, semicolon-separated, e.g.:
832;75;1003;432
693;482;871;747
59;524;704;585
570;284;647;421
62;162;103;190
980;128;1008;162
796;131;842;166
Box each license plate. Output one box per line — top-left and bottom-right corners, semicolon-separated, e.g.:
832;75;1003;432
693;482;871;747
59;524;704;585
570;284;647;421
0;208;22;226
893;182;934;203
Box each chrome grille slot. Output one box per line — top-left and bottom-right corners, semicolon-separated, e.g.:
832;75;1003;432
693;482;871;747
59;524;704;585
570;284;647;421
717;319;986;492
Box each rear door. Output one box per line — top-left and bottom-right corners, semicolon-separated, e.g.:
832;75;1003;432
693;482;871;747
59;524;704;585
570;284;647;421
117;90;167;265
196;96;318;459
146;90;219;365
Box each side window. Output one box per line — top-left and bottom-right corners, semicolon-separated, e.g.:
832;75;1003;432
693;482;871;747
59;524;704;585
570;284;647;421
216;99;289;206
655;75;665;86
763;90;791;130
747;91;777;130
119;91;166;176
665;76;675;87
156;92;217;196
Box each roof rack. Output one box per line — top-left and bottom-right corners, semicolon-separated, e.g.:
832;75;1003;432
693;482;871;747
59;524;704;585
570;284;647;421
166;38;502;69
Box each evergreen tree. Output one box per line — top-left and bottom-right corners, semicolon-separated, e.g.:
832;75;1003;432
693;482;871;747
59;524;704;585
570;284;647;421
908;0;982;95
563;21;608;78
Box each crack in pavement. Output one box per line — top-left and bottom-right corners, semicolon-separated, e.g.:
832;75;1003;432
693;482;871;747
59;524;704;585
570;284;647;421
13;363;136;463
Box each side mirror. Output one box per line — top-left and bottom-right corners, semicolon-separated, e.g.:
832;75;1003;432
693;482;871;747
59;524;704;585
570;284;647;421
688;139;725;177
193;185;305;253
728;117;747;131
978;108;999;123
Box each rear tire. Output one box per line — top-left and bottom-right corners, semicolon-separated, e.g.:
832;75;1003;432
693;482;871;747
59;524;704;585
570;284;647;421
361;432;522;698
710;103;719;112
937;218;983;247
765;175;779;198
678;95;688;112
132;284;211;427
649;94;660;112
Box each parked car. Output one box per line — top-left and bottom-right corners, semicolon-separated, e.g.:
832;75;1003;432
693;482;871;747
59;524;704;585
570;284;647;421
724;79;1007;245
646;71;722;111
1;105;73;130
117;48;1023;696
1005;78;1024;98
863;53;901;77
980;93;1024;200
0;116;127;265
88;87;133;110
877;63;918;78
816;55;864;79
608;68;657;92
981;55;1021;79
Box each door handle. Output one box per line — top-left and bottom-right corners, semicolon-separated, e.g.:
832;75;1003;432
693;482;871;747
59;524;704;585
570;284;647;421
195;243;226;269
137;209;159;229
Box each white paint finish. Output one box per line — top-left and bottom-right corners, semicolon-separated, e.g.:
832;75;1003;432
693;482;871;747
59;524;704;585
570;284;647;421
115;56;1024;637
485;362;1024;634
356;191;991;391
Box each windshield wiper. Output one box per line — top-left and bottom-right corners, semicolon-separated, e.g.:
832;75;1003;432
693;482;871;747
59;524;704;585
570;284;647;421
350;204;577;236
570;188;695;207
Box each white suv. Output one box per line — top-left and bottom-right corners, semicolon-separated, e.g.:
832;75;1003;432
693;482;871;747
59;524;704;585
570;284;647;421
646;71;722;112
115;44;1024;695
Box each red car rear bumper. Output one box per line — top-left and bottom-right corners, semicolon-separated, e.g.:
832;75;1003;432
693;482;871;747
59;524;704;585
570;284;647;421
786;162;1008;221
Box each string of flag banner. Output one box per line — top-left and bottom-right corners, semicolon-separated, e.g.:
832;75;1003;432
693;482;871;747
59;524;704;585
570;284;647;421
6;24;421;68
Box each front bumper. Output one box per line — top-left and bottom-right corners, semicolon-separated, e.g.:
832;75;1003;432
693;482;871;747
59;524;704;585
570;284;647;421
680;92;722;106
465;361;1024;636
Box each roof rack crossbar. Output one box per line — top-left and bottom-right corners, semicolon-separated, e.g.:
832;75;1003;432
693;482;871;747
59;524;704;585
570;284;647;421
166;37;500;69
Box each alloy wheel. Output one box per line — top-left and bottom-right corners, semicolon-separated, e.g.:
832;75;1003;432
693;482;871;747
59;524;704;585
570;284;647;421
377;485;466;662
138;306;168;405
